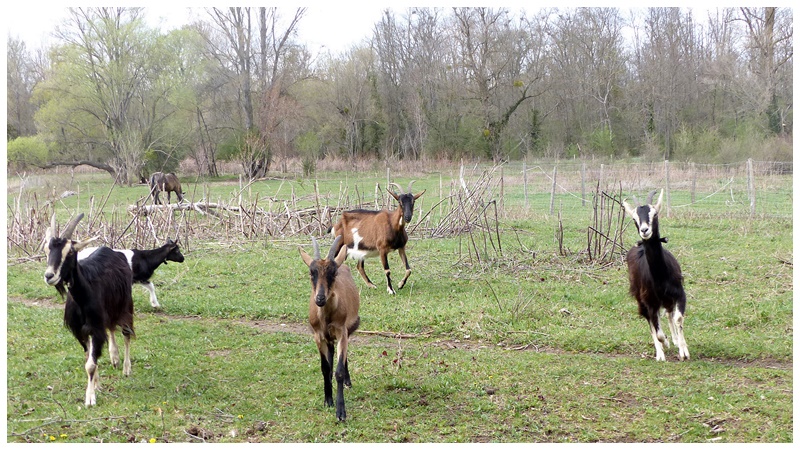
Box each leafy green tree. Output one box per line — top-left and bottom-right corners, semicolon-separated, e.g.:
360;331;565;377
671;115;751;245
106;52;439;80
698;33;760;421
33;7;181;184
7;136;49;169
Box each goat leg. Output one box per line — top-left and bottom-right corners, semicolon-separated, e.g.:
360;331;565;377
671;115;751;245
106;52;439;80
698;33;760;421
84;339;102;406
334;337;348;421
648;316;667;362
380;253;396;295
343;359;352;388
669;309;690;361
143;282;160;308
107;330;120;369
356;259;377;289
122;329;133;376
396;247;412;290
317;339;334;408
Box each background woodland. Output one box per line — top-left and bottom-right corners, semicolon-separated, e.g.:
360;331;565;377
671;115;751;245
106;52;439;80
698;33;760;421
6;7;793;183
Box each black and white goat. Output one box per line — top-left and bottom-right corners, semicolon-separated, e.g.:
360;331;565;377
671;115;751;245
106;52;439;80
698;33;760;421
300;235;361;421
43;213;135;406
78;239;184;308
331;181;425;295
623;189;690;362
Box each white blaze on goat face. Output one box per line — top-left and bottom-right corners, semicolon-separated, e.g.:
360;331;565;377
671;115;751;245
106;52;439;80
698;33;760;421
347;229;378;260
44;241;72;285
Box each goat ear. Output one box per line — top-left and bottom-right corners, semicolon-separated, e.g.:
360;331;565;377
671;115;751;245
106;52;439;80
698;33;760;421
334;245;348;266
622;199;637;219
299;246;314;267
387;187;400;201
413;189;426;200
72;236;99;252
653;189;664;213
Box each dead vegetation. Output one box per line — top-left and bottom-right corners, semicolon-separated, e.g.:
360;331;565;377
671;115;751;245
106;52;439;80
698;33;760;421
7;165;507;267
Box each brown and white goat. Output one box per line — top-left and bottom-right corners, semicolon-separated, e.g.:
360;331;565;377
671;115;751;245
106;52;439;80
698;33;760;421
43;213;135;406
299;235;361;421
331;181;425;295
623;189;690;362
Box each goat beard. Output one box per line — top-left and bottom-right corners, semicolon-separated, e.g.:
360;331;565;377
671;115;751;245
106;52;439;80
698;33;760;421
54;282;68;298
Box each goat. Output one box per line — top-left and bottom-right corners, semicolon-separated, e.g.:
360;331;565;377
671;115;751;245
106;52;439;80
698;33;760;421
78;238;184;308
43;213;135;406
149;172;184;205
299;235;361;421
623;189;690;362
331;181;425;295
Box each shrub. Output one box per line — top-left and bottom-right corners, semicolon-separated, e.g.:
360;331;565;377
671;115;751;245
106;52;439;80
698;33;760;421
7;135;49;169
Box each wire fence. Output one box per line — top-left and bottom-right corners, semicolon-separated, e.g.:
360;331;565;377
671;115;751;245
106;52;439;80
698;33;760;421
501;159;793;220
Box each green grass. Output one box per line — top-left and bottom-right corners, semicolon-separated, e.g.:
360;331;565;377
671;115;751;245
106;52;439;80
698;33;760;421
5;168;793;442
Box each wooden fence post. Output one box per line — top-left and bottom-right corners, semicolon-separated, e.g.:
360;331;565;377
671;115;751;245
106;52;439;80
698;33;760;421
523;162;528;209
747;158;755;217
581;161;587;207
549;165;557;215
664;159;671;217
500;166;504;215
599;164;605;192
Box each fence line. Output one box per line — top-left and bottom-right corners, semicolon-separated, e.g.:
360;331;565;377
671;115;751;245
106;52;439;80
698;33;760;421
513;159;791;219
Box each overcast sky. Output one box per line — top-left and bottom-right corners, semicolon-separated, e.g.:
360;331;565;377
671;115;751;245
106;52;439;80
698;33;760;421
4;4;390;56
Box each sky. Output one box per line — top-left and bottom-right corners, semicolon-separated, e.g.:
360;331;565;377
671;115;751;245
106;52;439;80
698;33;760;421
4;4;390;56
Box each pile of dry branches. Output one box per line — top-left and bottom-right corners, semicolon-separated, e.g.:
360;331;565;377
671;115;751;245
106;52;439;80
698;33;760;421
8;166;506;266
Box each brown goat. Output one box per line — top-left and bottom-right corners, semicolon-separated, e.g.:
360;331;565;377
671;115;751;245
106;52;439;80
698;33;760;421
149;172;184;204
623;189;689;362
331;181;425;295
299;235;361;421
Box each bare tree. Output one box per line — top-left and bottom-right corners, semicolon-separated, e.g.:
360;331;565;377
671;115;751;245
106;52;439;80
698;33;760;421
202;7;306;179
7;37;41;138
452;7;535;161
739;7;793;134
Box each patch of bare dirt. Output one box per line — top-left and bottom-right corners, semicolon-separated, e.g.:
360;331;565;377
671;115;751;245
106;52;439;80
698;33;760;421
8;296;793;371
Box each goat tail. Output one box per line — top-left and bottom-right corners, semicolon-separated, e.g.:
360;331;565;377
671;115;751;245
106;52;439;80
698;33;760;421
120;323;136;338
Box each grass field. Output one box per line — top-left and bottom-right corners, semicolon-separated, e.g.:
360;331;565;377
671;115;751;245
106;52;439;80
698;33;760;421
5;164;793;442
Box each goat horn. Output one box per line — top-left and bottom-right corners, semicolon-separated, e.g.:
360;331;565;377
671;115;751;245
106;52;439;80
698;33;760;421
328;235;343;261
646;190;658;205
388;182;404;194
49;213;57;236
311;236;321;260
61;213;84;240
406;180;416;193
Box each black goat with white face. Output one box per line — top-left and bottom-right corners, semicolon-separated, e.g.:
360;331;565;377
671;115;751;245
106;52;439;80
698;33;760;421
79;238;184;308
43;213;135;406
623;189;690;362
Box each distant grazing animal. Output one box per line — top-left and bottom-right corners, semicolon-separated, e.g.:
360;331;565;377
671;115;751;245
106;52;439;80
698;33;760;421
78;238;184;308
43;213;134;406
623;189;690;362
149;172;184;205
331;181;425;295
299;235;361;421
